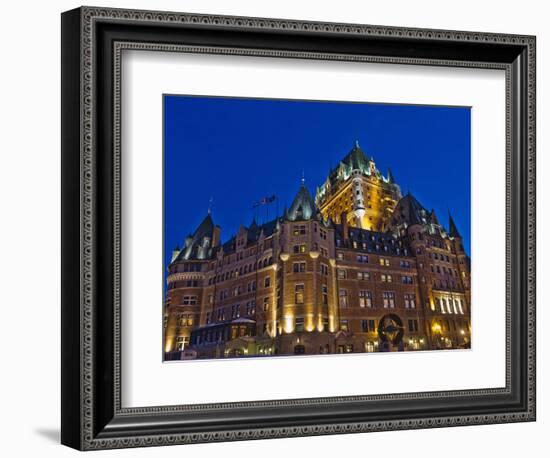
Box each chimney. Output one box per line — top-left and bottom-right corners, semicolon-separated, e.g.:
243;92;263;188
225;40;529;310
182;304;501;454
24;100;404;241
340;212;349;245
212;225;221;248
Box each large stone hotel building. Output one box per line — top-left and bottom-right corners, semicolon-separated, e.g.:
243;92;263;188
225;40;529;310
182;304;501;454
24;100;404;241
164;142;471;360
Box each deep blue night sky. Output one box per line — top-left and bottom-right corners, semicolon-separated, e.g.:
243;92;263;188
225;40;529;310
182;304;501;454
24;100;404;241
164;95;471;274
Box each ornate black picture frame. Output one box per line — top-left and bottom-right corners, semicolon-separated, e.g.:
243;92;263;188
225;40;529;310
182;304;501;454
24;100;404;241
61;6;536;450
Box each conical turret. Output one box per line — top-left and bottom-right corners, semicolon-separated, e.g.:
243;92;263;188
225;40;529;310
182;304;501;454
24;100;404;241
448;212;461;238
286;181;318;221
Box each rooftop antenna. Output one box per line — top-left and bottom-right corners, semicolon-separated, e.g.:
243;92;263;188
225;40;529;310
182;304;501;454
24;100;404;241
301;169;305;185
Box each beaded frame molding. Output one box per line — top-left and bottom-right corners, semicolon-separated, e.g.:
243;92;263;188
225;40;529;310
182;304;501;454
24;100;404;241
61;6;536;451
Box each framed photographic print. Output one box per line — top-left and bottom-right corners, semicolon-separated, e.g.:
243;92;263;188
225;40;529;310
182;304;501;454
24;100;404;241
61;6;536;450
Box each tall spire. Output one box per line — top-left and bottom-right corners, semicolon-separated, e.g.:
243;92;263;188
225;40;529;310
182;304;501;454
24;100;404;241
387;167;395;184
429;209;439;225
448;211;461;238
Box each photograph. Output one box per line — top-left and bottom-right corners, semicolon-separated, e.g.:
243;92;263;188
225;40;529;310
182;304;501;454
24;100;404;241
52;2;536;452
163;96;472;361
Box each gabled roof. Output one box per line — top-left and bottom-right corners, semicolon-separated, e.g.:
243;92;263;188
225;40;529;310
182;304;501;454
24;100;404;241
286;182;318;221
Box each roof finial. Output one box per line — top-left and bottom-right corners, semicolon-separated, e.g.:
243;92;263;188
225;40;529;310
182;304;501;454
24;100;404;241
301;169;305;185
355;139;360;148
207;195;213;214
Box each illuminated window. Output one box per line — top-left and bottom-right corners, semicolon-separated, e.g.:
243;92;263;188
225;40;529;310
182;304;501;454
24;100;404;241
379;258;390;266
337;251;344;260
340;320;349;332
357;254;369;263
337;269;347;279
457;299;464;314
404;293;416;309
402;275;413;284
359;290;372;308
383;292;395;308
453;299;459;314
293;244;307;253
339;289;348;307
380;274;393;283
246;300;256;316
438;298;446;313
175;336;189;351
295;284;305;304
263;297;270;311
293;225;307;235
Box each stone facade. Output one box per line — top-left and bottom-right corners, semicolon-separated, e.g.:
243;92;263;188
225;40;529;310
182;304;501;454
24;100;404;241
164;142;471;360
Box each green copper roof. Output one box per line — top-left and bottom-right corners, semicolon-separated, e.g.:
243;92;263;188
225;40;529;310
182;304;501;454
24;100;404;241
341;141;371;172
286;182;317;221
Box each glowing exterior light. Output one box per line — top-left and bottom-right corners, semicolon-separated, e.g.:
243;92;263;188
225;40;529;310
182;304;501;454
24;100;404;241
284;316;294;334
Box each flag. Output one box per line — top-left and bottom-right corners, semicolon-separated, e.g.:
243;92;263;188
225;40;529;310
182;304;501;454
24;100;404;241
252;195;276;208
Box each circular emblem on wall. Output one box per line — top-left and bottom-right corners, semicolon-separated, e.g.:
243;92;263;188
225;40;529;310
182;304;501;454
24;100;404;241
377;314;404;345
